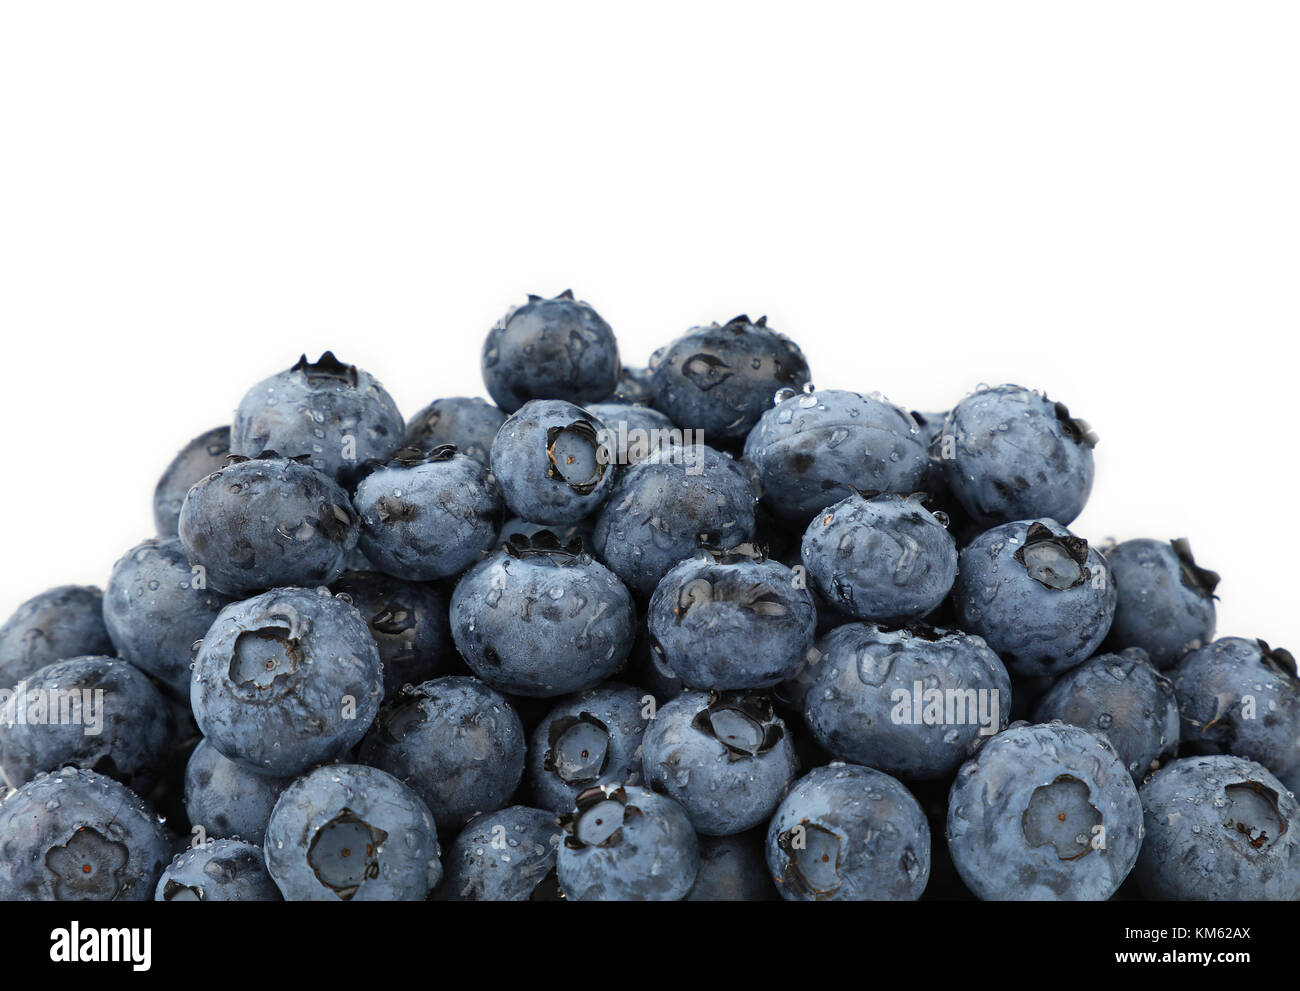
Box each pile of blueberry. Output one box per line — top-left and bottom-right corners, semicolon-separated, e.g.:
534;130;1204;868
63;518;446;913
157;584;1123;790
1;290;1297;901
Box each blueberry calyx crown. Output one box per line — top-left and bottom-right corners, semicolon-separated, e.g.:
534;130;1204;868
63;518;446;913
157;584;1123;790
719;314;767;330
1257;639;1297;681
394;444;459;467
559;785;639;850
542;711;612;784
291;351;360;388
1051;399;1099;449
870;621;948;643
225;450;314;467
1171;538;1221;599
690;691;784;761
693;541;768;566
502;529;585;562
1012;523;1092;591
545;421;607;495
526;289;576;303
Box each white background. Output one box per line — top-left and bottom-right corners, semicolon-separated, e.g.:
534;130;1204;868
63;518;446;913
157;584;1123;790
0;2;1294;646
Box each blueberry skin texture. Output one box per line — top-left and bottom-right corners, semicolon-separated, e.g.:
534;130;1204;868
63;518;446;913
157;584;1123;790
434;805;563;901
649;315;811;444
587;402;680;466
744;389;929;524
153;425;231;537
1033;648;1179;782
641;691;798;836
940;384;1096;527
1170;637;1300;778
803;624;1012;781
952;518;1116;677
330;571;451;699
264;763;442;901
190;588;383;777
1103;538;1218;669
404;396;507;466
801;493;958;623
155;839;281;901
183;738;292;846
592;444;758;597
358;676;525;831
0;767;170;901
527;682;650;814
556;785;699;901
0;656;177;793
102;536;235;697
450;544;636;697
354;452;502;581
0;585;113;689
647;554;816;690
1134;756;1300;900
178;455;359;597
946;722;1143;900
686;831;778;901
766;763;931;901
482;291;620;413
231;352;404;485
491;399;615;525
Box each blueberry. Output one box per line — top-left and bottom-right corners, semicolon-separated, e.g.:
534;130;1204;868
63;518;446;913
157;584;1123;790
647;549;816;690
801;623;1011;781
153;425;230;537
450;533;636;697
1103;538;1219;668
801;492;958;623
686;830;778;901
1134;755;1300;900
946;722;1143;900
358;675;525;831
0;767;170;901
264;763;441;901
766;762;931;900
491;399;615;525
404;396;507;466
556;784;698;901
354;447;502;581
434;805;563;901
482;291;620;413
1170;637;1300;779
592;444;758;597
1033;648;1179;782
527;682;650;814
330;570;451;699
183;738;292;847
649;315;810;444
178;453;359;597
191;587;383;777
939;385;1096;527
102;536;234;697
0;656;177;793
744;389;929;524
232;352;404;486
642;690;798;836
587;401;679;466
156;838;281;901
952;519;1116;677
0;585;113;689
610;365;655;405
